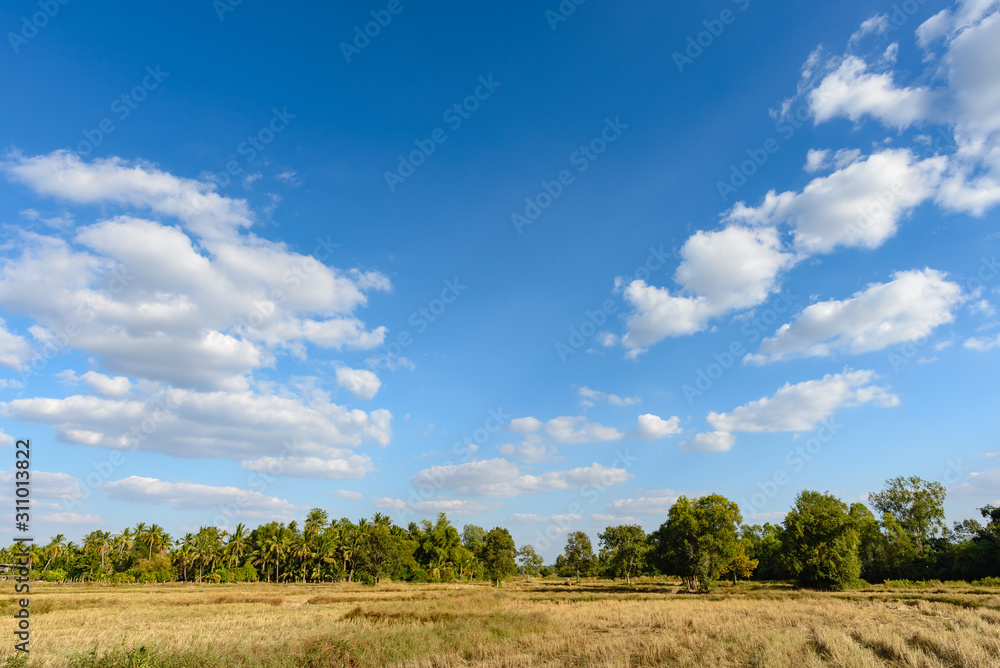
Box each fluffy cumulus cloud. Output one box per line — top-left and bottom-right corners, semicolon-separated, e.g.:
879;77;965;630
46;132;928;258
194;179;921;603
335;366;381;400
612;2;1000;357
0;151;395;476
750;269;965;363
802;2;1000;216
0;318;31;371
808;55;942;129
708;369;898;434
679;431;736;453
727;150;945;254
543;416;624;445
80;371;133;398
0;468;82;499
619;226;795;353
103;476;300;520
0;385;391;475
634;414;682;439
409;458;631;498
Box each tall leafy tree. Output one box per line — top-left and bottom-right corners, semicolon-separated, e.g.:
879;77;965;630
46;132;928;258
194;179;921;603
652;494;742;593
517;544;544;577
869;476;946;551
561;531;596;581
598;525;648;585
480;528;517;586
780;490;861;591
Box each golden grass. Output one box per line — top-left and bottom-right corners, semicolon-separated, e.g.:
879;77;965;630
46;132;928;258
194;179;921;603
2;578;998;667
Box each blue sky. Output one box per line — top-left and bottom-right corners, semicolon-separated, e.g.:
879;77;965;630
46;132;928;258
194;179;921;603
1;0;998;559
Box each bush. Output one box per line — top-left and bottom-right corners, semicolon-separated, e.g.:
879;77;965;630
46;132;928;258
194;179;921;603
972;576;1000;587
41;569;68;582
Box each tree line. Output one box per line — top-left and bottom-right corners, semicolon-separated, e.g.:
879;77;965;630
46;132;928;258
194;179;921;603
5;476;998;591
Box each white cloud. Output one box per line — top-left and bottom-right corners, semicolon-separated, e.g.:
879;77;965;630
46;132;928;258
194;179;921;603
410;458;631;498
0;318;31;371
805;149;830;172
0;468;81;499
335;366;381;400
727;150;945;254
620;226;796;352
1;386;392;462
80;371;132;398
707;369;898;434
0;153;391;395
964;334;1000;351
330;489;363;500
750;269;964;362
634;414;682;439
608;492;681;515
544;416;623;444
242;455;374;480
809;56;942;129
103;476;300;519
509;417;543;433
371;497;494;515
951;467;1000;500
679;431;736;453
576;386;639;408
3;150;252;239
498;442;560;464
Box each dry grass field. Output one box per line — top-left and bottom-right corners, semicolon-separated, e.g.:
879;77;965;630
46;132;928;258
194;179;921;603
2;578;999;667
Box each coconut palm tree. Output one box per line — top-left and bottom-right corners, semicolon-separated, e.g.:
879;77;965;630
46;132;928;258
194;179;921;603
41;534;66;571
226;523;248;568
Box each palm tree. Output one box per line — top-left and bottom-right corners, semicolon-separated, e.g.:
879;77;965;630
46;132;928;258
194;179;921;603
177;534;195;582
42;534;66;571
144;524;166;560
226;524;248;568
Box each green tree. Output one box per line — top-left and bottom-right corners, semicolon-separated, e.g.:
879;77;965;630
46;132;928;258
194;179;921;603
517;544;544;577
869;476;946;551
652;494;742;593
480;528;517;586
598;525;648;585
561;531;596;581
461;524;487;557
780;490;861;591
